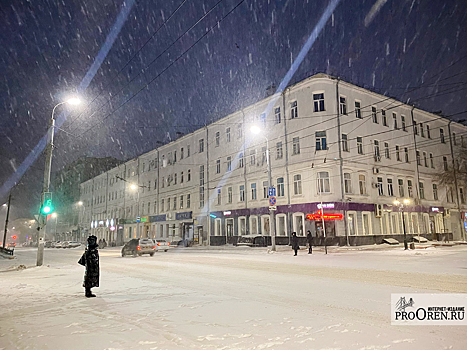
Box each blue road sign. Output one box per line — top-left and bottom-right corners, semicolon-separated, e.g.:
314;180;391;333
136;216;141;223
268;187;276;197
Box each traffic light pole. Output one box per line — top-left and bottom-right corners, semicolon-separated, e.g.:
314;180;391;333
2;193;11;249
37;115;55;266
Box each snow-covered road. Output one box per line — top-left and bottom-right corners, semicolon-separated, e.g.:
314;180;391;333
1;246;466;350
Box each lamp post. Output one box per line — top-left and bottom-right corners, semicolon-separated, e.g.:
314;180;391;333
129;183;139;237
250;125;276;251
37;97;81;266
394;199;410;250
51;213;58;241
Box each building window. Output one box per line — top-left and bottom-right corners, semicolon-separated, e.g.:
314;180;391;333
401;116;406;131
228;187;233;203
405;147;409;163
344;173;352;194
293;137;300;155
167;198;171;211
239;153;244;168
294;174;302;195
250;149;256;165
260;113;266;127
180;195;184;209
374;140;380;160
237;124;242;139
443;156;448;171
263;181;269;199
408;180;413;197
377;177;384;196
357;136;363;154
217;189;221;205
276;142;283;159
453;132;457;145
180;172;184;183
359;174;366;195
277;177;285;197
384;142;390;159
161;199;164;212
226;127;231;142
162;176;165;188
215;132;220;147
251;183;257;200
396;145;401;161
187;169;191;181
274;107;281;124
291;101;298;119
340;96;347;115
430;153;434;168
342;134;349;152
187;145;190;157
199;165;204;186
313;93;325;112
355;100;362;119
199;187;204;208
216;159;221;174
180;147;184;160
261;146;267;165
227;156;232;171
414;121;418;135
423;152;428;167
317;172;330;193
316;131;327;150
393;113;398;129
387;178;394;196
372;106;378;123
419;182;425;199
382;110;388;126
174;173;177;185
398;179;404;197
447;187;453;203
440;128;445;143
416;150;421;165
187;194;190;208
173;197;177;210
460;187;465;204
433;184;438;200
420;123;425;137
199;139;204;153
427;125;431;138
239;185;245;202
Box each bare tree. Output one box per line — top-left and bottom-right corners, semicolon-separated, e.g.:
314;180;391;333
437;144;467;187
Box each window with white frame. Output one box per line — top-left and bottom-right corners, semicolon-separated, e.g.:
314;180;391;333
226;127;230;142
277;177;285;196
317;171;330;193
355;100;362;118
344;173;352;194
405;147;409;163
294;174;302;195
239;153;244;168
393;113;398;129
274;107;281;124
347;211;357;235
340;96;347;115
293;137;300;155
401;116;406;131
342;134;349;152
420;123;425;137
276;142;283;159
440;128;445;143
187;145;190;157
396;145;401;161
239;185;245;202
228;187;233;203
359;174;367;195
291;101;298;119
217;189;221;205
384;142;390;159
199;139;204;153
398;179;404;197
316;131;327;150
443;156;448;171
447;186;453;203
199;187;204;208
362;212;372;235
250;149;256;165
416;150;421;165
374;140;380;159
377;177;384;196
433;184;438;200
430;153;434;168
237;124;242;139
215;132;220;147
180;195;184;209
313;93;325;112
419;182;425;199
460;187;465;204
387;178;394;196
414;120;418;135
427;124;431;138
408;179;414;197
216;159;220;174
382;110;388;126
263;181;269;199
187;194;191;208
251;183;257;200
423;152;428;167
173;196;177;210
372;106;378;123
227;156;232;171
357;136;363;154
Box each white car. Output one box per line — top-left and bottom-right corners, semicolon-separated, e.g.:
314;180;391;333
68;241;81;248
154;239;170;252
55;241;63;248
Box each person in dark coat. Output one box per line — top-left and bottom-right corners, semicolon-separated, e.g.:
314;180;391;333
291;232;299;256
79;235;100;298
306;230;313;254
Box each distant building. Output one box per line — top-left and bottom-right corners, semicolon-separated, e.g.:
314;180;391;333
52;157;122;241
79;74;467;246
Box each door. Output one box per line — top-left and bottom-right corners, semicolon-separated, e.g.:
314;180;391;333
226;219;234;237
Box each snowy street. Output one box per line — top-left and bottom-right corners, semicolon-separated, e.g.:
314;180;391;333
1;246;466;350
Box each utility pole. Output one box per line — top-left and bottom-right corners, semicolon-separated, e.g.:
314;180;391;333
2;193;12;249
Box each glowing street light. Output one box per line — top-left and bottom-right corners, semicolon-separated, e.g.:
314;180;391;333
78;201;83;206
130;184;138;190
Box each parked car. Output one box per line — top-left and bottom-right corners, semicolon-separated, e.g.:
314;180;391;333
121;238;156;257
45;241;53;248
61;241;70;248
55;241;63;248
155;239;170;252
67;241;81;248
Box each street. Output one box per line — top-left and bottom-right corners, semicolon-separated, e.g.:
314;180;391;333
1;245;466;350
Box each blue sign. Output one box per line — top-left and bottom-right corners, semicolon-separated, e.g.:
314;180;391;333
136;216;141;223
176;211;193;220
149;215;166;222
268;187;276;197
464;222;467;232
269;196;276;206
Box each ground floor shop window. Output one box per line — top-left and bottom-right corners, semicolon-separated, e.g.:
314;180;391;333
225;219;234;237
238;217;246;235
250;216;258;235
362;212;372;235
347;211;357;235
261;216;270;235
315;220;336;237
293;213;305;236
215;218;222;236
391;213;400;234
276;214;287;236
381;212;390;235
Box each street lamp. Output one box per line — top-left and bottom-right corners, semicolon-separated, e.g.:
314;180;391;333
78;201;83;206
250;125;276;251
37;96;81;266
130;183;140;237
394;199;410;250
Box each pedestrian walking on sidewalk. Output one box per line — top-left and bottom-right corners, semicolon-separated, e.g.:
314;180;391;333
78;235;100;298
291;232;299;256
307;230;313;254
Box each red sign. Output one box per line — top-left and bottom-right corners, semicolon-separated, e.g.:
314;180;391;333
306;210;343;221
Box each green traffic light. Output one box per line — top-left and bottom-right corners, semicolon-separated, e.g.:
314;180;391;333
42;206;51;214
40;199;54;215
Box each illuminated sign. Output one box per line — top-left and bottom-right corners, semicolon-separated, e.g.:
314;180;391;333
317;203;335;209
431;207;439;212
223;211;232;216
306;210;343;221
109;226;116;231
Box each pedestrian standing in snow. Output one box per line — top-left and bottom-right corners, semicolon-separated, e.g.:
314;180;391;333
102;238;107;248
291;232;299;256
79;235;100;298
307;230;313;254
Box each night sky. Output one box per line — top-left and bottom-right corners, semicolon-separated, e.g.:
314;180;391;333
1;0;466;219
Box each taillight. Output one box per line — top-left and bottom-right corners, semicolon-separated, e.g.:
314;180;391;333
167;242;170;246
137;246;141;250
157;243;161;246
153;246;156;249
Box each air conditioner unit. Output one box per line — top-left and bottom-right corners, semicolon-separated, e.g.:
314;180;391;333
373;167;380;174
375;204;383;217
374;155;381;162
444;209;451;217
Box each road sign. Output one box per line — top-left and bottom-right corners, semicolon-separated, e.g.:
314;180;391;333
269;196;276;206
136;216;141;223
269;205;277;211
268;187;276;197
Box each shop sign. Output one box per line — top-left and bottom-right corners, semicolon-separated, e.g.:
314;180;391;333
317;203;335;209
176;211;192;220
149;214;166;222
431;207;440;212
223;211;232;216
307;210;343;221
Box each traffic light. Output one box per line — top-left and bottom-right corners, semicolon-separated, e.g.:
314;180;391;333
12;235;17;240
40;192;54;215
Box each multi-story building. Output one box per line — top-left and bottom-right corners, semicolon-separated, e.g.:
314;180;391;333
79;74;467;246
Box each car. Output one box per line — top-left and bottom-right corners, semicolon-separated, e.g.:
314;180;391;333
55;241;63;248
121;238;156;257
45;241;53;248
155;239;170;252
61;241;70;248
68;241;81;248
